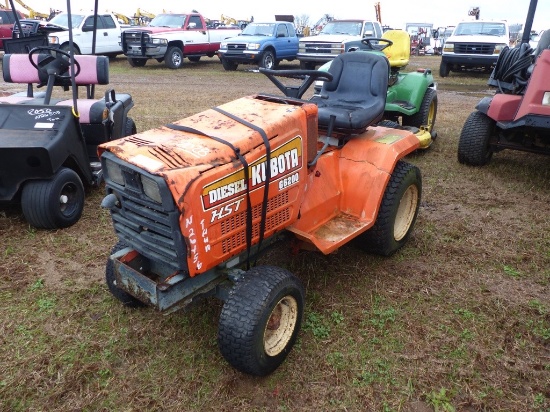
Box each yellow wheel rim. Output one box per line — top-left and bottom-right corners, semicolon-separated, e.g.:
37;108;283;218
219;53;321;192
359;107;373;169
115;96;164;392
394;184;419;241
264;296;298;357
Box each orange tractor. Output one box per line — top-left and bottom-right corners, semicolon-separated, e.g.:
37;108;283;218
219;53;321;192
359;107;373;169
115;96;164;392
99;51;424;375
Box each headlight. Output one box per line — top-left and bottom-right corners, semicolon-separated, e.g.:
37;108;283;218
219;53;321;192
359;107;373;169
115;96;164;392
220;41;228;49
141;175;162;203
104;158;124;186
543;92;550;106
247;43;260;50
150;38;168;45
48;36;60;45
443;42;454;52
493;44;507;54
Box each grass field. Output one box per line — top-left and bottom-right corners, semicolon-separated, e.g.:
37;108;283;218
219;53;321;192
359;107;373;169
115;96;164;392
0;54;549;412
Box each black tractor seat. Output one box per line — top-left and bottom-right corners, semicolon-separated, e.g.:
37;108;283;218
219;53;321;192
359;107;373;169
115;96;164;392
310;52;390;135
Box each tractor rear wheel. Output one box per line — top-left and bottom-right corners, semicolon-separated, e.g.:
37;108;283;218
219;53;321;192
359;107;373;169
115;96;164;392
218;265;304;376
457;111;495;166
402;88;437;134
21;167;85;229
105;241;146;308
358;160;421;256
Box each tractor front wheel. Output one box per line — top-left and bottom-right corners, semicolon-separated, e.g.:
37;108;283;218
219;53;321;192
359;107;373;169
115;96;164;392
218;265;304;376
457;111;495;166
402;87;437;134
21;167;85;229
358;160;421;256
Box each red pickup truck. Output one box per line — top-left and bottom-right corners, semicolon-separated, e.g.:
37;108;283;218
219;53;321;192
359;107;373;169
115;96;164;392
0;9;25;50
121;12;241;69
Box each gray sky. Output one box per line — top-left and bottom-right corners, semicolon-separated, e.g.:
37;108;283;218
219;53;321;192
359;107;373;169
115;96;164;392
17;0;549;32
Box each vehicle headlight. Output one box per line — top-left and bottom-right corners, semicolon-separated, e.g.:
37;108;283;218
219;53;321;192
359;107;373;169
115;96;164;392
443;42;454;52
48;36;60;45
493;44;507;54
220;41;228;49
247;43;261;50
150;38;168;45
104;158;124;186
543;92;550;106
141;174;162;203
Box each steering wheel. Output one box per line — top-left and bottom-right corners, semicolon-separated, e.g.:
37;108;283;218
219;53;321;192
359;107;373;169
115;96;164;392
361;38;393;51
259;68;334;99
29;46;81;80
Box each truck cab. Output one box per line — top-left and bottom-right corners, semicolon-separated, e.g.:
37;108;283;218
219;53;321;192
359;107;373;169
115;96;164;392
47;13;123;56
439;20;509;77
0;9;25;50
297;19;383;69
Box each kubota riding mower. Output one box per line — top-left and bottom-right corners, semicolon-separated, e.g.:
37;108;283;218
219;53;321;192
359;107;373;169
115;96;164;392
100;51;425;376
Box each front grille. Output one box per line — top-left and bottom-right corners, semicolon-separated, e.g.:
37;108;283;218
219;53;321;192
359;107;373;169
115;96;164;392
303;42;338;54
124;31;150;43
454;43;495;55
226;43;247;51
220;192;291;253
103;153;187;272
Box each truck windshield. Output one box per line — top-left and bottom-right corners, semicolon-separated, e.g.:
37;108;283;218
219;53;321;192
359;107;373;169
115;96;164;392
241;23;275;36
454;22;506;36
48;13;85;29
320;21;362;36
149;14;187;28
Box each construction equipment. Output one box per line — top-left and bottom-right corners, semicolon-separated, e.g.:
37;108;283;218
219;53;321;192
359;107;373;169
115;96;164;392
458;0;550;166
133;8;154;25
220;13;251;29
110;11;131;26
100;48;425;376
9;0;49;19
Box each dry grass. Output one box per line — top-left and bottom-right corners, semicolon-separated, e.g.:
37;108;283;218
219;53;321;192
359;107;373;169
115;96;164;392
0;55;549;412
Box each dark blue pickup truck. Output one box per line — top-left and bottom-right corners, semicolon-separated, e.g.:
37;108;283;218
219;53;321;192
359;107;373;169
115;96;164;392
217;21;299;70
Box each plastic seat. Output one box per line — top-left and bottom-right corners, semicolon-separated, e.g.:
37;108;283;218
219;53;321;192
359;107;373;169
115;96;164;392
381;29;411;69
310;52;390;132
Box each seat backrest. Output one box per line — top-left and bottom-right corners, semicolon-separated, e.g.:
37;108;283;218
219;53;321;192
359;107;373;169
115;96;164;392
2;53;109;87
312;52;389;132
381;30;410;68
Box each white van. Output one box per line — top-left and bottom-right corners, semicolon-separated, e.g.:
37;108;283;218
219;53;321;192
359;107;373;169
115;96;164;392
439;20;509;77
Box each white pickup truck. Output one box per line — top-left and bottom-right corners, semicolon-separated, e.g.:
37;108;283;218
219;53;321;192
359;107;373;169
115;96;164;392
46;12;124;56
439;20;510;77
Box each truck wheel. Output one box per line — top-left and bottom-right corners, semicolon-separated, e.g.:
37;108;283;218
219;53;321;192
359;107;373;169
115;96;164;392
259;50;277;70
218;265;305;376
21;167;85;229
105;241;146;308
402;88;437;133
188;56;201;62
300;61;316;70
127;58;147;67
60;43;81;55
457;111;495;166
358;160;421;256
221;57;238;71
165;46;183;69
124;117;137;136
439;61;450;77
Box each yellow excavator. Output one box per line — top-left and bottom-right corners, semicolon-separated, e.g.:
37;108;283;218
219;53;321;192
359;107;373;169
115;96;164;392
220;14;251;29
8;0;51;19
108;10;131;26
133;8;155;25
